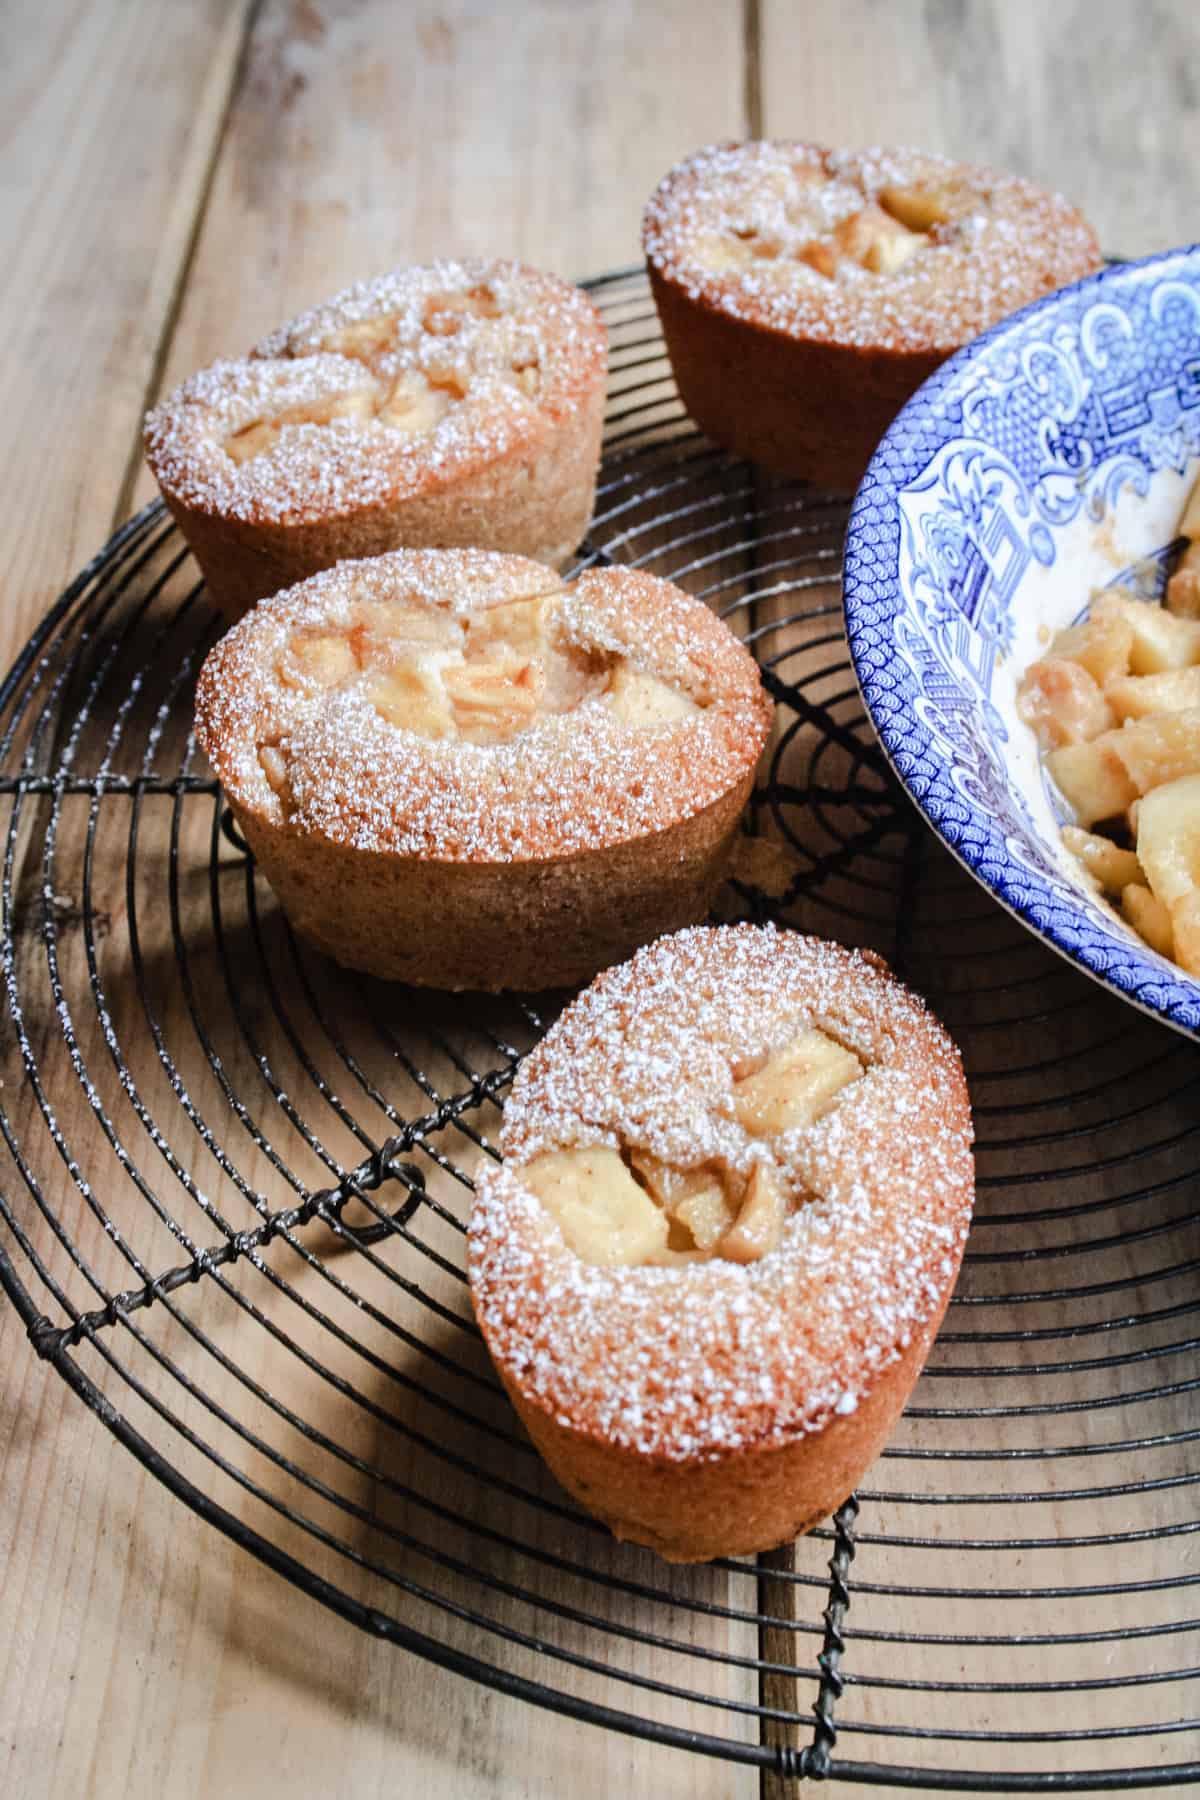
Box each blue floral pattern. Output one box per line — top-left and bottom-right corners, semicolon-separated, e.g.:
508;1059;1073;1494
844;246;1200;1037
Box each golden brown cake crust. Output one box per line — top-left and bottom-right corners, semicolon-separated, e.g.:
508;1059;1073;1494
644;141;1102;356
145;260;607;620
194;550;773;990
505;1298;949;1561
643;141;1102;488
469;925;975;1557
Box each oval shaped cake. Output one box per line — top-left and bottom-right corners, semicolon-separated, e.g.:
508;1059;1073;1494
643;141;1101;490
145;259;607;621
469;924;974;1560
194;550;773;990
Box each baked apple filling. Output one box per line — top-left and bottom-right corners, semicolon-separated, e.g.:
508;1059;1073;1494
520;1027;864;1267
225;387;378;464
225;281;544;464
1016;470;1200;975
259;592;704;781
224;366;460;463
731;1028;863;1134
697;176;966;282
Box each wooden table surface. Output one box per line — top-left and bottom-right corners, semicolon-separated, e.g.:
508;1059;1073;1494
2;4;1198;1796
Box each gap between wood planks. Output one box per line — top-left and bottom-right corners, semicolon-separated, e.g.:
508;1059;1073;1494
108;0;262;538
744;0;764;139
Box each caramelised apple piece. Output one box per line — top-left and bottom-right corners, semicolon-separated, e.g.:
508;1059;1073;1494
1096;591;1200;674
225;387;376;463
693;233;756;273
627;1150;735;1251
278;630;358;690
795;237;838;279
465;593;556;659
421;284;504;334
861;224;923;275
1048;609;1134;687
1167;560;1200;620
1046;738;1137;826
348;598;461;667
834;204;924;274
604;663;700;725
732;1028;863;1136
1105;667;1200;721
376;369;451;435
878;178;962;232
318;314;397;362
1060;825;1143;894
674;1184;737;1252
1167;475;1200;617
718;1162;787;1263
511;356;542;398
521;1146;669;1266
443;658;543;742
463;281;504;319
365;660;456;738
1107;709;1200;794
423;355;471;401
258;742;292;804
1016;656;1113;750
1135;771;1200;974
1122;882;1175;960
1048;710;1200;825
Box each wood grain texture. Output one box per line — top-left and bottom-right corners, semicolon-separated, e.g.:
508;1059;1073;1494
0;0;253;663
760;0;1199;257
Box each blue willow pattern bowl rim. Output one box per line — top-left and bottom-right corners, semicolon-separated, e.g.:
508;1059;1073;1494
842;242;1200;1039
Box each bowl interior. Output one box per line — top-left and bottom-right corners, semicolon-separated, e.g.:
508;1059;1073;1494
844;245;1200;1035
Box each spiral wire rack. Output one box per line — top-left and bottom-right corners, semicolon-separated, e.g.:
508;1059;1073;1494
1;268;1198;1789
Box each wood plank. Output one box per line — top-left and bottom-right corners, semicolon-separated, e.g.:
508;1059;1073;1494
0;9;249;1786
4;5;758;1798
0;0;254;667
760;0;1198;257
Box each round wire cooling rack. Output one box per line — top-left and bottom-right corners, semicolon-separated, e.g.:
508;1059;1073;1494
1;266;1198;1791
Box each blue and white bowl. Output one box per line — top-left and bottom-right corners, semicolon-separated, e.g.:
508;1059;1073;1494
843;245;1200;1038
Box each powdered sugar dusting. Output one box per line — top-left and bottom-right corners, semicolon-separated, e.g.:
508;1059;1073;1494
469;925;974;1462
643;141;1101;355
194;549;772;863
144;259;606;525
